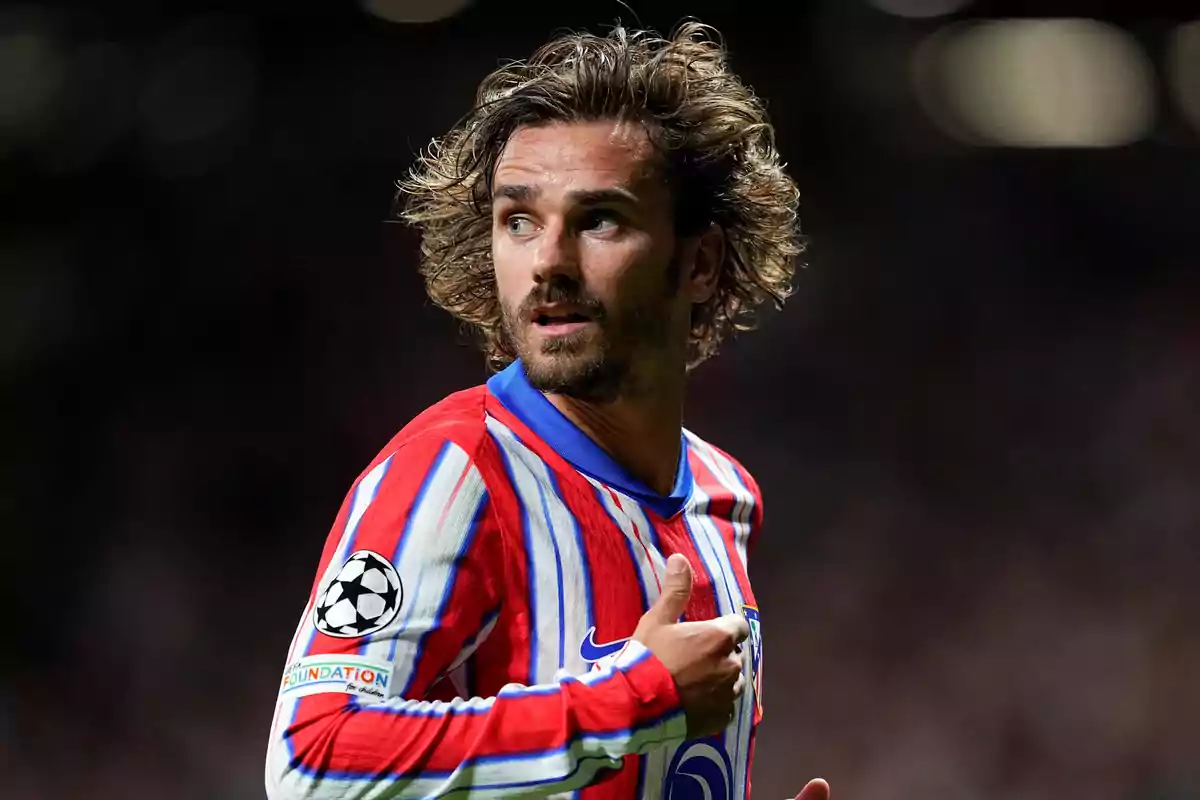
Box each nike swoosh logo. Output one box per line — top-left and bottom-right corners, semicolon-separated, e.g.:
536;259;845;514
579;627;630;663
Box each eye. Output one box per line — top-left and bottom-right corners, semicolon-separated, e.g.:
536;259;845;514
580;210;621;234
505;215;536;236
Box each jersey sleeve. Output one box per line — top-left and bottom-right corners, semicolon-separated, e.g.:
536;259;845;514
265;435;687;799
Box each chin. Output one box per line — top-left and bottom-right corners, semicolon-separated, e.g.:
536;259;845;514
522;345;624;403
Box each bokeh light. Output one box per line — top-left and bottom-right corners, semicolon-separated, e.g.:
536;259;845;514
869;0;972;19
360;0;474;24
1166;21;1200;136
914;19;1155;147
0;9;66;156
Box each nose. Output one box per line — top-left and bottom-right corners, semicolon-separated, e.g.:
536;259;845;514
530;220;580;285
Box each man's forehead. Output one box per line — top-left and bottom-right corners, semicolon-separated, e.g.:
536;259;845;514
493;120;661;192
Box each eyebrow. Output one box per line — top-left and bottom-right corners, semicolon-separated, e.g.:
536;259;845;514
493;184;639;207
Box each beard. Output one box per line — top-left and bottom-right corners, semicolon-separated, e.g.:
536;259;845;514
501;261;679;403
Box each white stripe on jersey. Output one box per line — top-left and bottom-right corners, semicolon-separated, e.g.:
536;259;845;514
583;478;674;794
684;439;761;800
683;466;753;800
270;454;393;779
684;430;756;570
358;443;488;695
685;434;764;799
486;415;594;679
584;476;666;605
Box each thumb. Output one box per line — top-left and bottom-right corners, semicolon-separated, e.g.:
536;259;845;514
794;778;830;800
650;554;693;624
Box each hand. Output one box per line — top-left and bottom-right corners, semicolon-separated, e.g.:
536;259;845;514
794;778;830;800
632;553;749;737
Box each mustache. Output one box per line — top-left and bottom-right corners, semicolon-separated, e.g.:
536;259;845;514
516;283;606;320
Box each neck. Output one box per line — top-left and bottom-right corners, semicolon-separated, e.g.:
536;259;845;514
545;370;686;496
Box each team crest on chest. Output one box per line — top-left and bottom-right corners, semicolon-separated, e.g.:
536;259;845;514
742;605;762;711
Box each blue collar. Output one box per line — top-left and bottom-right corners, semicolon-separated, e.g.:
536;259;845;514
486;361;692;518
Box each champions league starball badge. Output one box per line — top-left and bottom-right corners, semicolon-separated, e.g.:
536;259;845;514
313;550;403;638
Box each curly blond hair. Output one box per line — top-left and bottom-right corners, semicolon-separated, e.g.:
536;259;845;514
398;21;802;370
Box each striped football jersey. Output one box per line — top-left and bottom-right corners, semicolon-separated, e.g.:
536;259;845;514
266;360;765;800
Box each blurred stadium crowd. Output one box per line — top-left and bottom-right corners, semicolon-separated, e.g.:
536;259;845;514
4;1;1199;798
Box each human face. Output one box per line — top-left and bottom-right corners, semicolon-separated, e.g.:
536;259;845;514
491;119;688;400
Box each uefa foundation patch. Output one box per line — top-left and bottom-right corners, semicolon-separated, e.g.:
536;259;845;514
280;654;394;702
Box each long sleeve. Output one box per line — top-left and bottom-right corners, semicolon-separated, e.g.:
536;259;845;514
265;436;687;799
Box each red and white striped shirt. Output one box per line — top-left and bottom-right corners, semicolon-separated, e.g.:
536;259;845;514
266;361;765;799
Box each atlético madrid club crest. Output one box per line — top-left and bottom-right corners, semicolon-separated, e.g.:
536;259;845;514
742;605;762;712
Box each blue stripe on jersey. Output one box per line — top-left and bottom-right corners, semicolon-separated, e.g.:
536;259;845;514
682;508;739;616
375;441;454;663
488;429;541;682
533;475;568;671
552;470;595;633
397;489;491;697
493;415;597;653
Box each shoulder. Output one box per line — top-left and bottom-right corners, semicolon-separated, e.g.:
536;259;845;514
683;428;765;537
354;386;495;475
682;428;763;501
346;385;519;508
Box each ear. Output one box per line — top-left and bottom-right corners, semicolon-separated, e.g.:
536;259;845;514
683;224;725;304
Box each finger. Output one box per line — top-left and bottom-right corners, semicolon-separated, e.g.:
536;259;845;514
794;778;830;800
648;554;693;625
709;613;750;649
725;652;744;678
732;671;746;698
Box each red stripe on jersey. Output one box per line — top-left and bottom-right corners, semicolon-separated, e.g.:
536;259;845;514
558;481;648;647
654;514;722;623
613;489;664;596
469;431;537;688
702;441;765;554
688;455;755;604
580;754;642;800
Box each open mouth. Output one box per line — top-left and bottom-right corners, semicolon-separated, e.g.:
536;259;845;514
535;312;591;326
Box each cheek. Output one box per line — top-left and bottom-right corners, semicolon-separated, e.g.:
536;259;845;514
491;240;526;310
607;255;671;309
583;242;654;298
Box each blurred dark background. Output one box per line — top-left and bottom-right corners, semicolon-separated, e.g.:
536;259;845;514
4;0;1199;798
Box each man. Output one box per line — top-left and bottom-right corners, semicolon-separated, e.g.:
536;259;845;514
266;22;827;800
